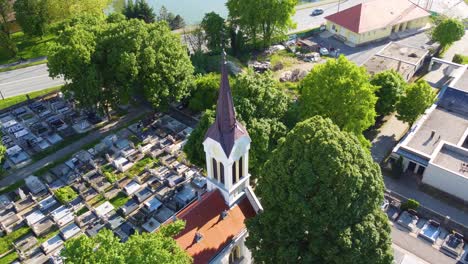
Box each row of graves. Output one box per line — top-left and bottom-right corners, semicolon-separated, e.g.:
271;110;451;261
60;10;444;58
0;113;207;264
0;92;103;170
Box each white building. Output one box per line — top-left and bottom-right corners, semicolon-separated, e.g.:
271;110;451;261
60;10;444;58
392;65;468;201
174;53;262;264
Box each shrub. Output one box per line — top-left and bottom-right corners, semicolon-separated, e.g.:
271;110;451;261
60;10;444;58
401;199;420;212
104;172;117;183
54;186;78;204
452;54;468;65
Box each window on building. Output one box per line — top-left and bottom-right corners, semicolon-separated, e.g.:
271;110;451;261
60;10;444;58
229;245;241;264
232;156;245;185
239;157;243;179
212;158;218;182
232;162;237;185
220;162;225;185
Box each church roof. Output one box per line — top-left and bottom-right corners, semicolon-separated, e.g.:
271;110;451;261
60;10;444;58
174;190;256;264
204;53;249;157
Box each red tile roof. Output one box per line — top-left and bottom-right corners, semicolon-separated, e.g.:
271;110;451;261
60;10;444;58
324;0;430;33
175;190;256;264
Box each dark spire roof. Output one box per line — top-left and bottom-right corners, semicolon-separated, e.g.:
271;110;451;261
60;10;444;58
204;51;249;157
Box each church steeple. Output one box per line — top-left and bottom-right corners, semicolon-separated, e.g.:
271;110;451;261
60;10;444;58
202;49;252;206
204;51;249;157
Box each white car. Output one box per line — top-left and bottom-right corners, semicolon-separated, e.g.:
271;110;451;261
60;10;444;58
319;47;329;56
380;199;389;211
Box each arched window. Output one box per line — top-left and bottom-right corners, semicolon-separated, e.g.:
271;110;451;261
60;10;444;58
229;245;241;264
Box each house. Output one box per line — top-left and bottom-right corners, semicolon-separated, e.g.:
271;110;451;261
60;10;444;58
174;53;262;264
363;42;429;81
324;0;430;46
392;66;468;202
24;175;46;195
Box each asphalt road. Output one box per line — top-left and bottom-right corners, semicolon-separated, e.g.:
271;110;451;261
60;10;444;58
292;0;372;33
0;64;65;99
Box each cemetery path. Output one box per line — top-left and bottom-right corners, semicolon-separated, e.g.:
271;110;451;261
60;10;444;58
0;107;152;188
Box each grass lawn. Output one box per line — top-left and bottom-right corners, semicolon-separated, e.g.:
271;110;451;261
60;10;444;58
0;179;25;195
0;251;18;264
76;206;90;216
109;192;130;208
127;157;158;178
0;32;56;65
88;194;106;207
0;226;31;255
0;86;62;111
0;59;47;73
270;50;298;69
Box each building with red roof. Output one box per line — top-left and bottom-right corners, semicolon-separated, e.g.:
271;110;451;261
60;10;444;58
174;51;262;264
324;0;430;46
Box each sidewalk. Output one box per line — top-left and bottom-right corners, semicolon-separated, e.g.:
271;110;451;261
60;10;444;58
0;107;151;188
0;56;47;69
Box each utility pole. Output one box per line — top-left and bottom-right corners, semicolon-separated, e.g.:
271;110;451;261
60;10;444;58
337;0;342;12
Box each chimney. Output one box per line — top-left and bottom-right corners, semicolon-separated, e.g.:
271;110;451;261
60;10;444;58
430;130;436;139
221;210;228;220
195;232;203;243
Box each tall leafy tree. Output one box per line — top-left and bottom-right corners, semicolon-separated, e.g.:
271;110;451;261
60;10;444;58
431;18;465;50
396;80;436;125
201;12;225;53
300;55;377;146
246;116;393;264
370;70;406;116
46;0;112;22
226;0;297;47
188;73;220;113
0;30;16;56
48;14;193;117
14;0;49;37
157;6;185;30
0;0;12;36
123;0;156;23
184;70;289;177
61;221;191;264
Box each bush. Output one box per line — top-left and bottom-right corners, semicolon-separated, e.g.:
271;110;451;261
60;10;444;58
453;54;468;64
401;199;420;212
391;157;404;178
54;186;78;204
103;172;117;183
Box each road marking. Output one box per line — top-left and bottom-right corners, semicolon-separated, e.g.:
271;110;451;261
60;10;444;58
0;74;51;86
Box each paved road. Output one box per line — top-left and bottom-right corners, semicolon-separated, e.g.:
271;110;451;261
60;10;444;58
391;225;456;264
0;107;150;189
292;0;373;33
0;64;64;99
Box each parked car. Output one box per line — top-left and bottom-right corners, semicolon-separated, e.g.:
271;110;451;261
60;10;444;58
319;47;329;56
380;199;389;212
418;219;441;244
440;232;464;258
311;9;324;16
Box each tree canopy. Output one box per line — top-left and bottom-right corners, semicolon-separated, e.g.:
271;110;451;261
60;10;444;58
188;73;220;113
184;70;289;177
13;0;49;37
46;0;112;22
201;12;226;53
370;70;406;116
246;116;393;263
299;55;377;146
396;80;436;124
123;0;156;23
158;6;185;30
61;221;191;264
431;18;465;49
48;14;193;117
226;0;297;47
0;0;12;36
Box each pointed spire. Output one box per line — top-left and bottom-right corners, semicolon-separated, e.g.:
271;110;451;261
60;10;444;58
204;40;249;157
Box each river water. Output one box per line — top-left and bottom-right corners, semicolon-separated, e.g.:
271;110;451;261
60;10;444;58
112;0;228;25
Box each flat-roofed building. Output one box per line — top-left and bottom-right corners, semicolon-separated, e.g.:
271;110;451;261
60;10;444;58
392;66;468;201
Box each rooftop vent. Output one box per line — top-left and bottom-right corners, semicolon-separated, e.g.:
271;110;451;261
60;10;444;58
221;210;228;220
195;232;203;243
430;130;436;139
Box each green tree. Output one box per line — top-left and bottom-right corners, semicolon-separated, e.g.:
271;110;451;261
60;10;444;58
157;6;185;30
431;18;465;50
46;0;111;22
14;0;49;37
170;15;185;30
48;15;193;117
123;0;156;23
246;116;393;263
396;80;436;124
227;0;297;47
370;70;406;116
300;55;377;146
0;0;13;36
201;12;225;53
61;221;191;263
0;30;16;56
184;70;289;177
54;186;78;204
188;73;220;112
